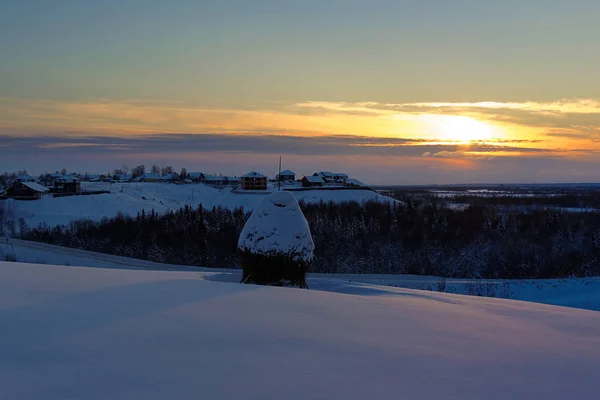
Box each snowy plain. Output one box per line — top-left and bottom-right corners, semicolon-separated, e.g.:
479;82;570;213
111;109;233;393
0;260;599;400
3;238;600;312
2;182;397;229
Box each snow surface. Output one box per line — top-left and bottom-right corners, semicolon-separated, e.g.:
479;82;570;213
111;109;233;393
1;261;599;399
4;237;600;312
3;182;397;229
238;191;315;261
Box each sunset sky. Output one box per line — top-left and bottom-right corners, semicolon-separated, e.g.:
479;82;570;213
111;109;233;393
1;0;599;184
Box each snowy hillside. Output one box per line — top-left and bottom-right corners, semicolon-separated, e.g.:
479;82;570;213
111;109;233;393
0;261;599;399
4;237;600;312
3;182;397;228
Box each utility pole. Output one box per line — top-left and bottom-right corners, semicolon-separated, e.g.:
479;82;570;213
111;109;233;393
278;156;282;191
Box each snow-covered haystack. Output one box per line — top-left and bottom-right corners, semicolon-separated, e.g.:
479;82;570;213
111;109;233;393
238;191;314;288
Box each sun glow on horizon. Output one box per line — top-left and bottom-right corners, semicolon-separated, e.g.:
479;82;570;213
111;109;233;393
428;115;499;143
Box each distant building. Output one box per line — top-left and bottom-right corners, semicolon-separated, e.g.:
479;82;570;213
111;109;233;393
137;173;161;182
277;170;296;182
203;175;240;187
159;173;175;182
13;174;36;183
314;171;335;183
313;171;350;184
53;176;81;193
81;174;100;182
344;178;366;187
241;171;268;190
188;172;205;182
113;173;132;182
302;176;324;187
2;181;49;200
332;173;349;182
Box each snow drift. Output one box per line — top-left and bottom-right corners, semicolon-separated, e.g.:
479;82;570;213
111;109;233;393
238;191;315;261
1;261;599;400
238;191;314;287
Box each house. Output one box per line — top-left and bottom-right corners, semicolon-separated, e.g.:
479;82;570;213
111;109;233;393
228;176;241;186
313;171;349;183
113;173;132;182
241;171;268;190
159;173;175;182
314;171;335;183
53;176;81;193
344;178;366;187
13;174;36;183
188;172;205;182
332;173;349;182
203;175;239;187
137;173;161;182
277;170;296;182
81;174;100;182
302;176;324;187
2;181;49;200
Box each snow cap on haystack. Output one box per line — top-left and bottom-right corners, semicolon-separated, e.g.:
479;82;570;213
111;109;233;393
238;191;314;262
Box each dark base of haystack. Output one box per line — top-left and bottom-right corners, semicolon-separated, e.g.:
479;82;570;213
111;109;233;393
240;251;309;288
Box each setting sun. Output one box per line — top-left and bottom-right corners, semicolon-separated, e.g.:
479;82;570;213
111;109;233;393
430;115;498;142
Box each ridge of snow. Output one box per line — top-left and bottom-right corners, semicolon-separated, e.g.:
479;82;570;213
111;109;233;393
5;182;398;229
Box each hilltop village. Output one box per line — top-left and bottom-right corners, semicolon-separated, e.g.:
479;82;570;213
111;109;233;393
0;168;367;200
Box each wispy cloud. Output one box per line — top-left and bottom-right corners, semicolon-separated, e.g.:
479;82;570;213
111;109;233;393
296;99;600;115
400;99;600;114
295;99;600;144
3;97;600;145
0;133;554;158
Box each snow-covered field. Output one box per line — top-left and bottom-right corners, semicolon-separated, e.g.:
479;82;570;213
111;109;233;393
2;182;396;228
4;238;600;312
0;260;599;399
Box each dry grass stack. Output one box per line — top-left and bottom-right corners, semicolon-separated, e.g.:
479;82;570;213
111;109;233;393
238;191;314;288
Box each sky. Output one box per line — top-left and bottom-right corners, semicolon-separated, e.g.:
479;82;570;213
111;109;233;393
1;0;599;184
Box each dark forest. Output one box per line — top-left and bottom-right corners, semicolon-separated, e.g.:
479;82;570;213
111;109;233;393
20;200;600;279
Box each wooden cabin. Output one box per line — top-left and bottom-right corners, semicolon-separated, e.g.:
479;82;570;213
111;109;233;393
53;176;81;193
136;173;161;182
277;169;296;182
302;176;324;187
2;181;49;200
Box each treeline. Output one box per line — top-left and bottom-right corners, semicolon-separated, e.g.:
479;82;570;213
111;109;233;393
21;201;600;279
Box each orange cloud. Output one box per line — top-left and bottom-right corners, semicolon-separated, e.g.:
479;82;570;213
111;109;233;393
2;97;600;159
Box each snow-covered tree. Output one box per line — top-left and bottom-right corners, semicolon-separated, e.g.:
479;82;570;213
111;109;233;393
238;191;314;288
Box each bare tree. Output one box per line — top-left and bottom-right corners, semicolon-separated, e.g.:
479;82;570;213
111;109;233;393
131;165;146;178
